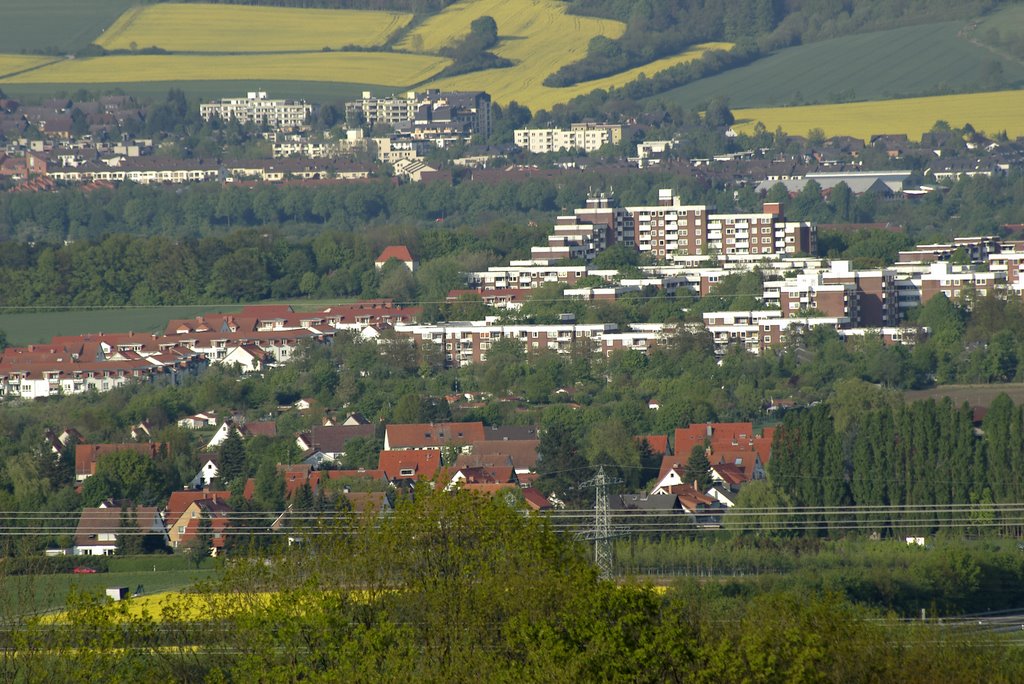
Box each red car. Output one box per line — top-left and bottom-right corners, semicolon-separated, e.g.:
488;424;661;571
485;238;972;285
72;566;97;574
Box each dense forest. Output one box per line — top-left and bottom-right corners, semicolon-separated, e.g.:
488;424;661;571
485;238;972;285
0;165;1023;307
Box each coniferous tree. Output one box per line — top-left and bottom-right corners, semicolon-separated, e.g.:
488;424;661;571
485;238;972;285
186;514;213;568
821;433;851;533
117;506;144;556
683;444;713;492
292;483;314;512
255;459;285;512
219;428;247;488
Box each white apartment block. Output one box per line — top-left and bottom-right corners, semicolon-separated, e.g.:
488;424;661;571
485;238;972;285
373;137;433;164
348;90;491;138
347;91;418;128
392;320;669;368
567;190;815;263
199;92;313;130
920;261;1004;306
514;123;623;154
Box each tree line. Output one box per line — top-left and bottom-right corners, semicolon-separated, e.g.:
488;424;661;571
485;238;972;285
768;388;1024;536
6;487;1023;681
547;0;999;91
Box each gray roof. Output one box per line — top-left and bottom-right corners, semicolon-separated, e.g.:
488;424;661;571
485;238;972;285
755;170;912;195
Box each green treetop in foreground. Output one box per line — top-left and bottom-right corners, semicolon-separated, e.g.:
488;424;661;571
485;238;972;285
12;487;1024;682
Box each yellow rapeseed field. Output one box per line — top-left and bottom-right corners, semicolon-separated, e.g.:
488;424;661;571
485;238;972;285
0;52;451;87
97;4;413;52
735;90;1024;141
400;0;627;109
0;54;57;79
432;41;732;109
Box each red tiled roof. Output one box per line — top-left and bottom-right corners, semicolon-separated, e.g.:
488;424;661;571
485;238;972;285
376;245;414;264
164;490;230;529
175;499;233;547
385;422;485;450
521;487;553;510
378;449;443;480
452;465;517;486
711;462;749;486
637;434;669;456
673;422;772;470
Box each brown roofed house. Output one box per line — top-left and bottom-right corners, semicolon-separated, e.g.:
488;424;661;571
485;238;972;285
73;506;167;556
378;449;443;482
383;421;485;451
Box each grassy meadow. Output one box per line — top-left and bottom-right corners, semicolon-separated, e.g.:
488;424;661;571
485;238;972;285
902;384;1024;407
0;0;134;53
656;21;1024;109
405;0;626;109
0;52;451;88
0;297;358;346
3;556;218;616
734;89;1024;141
974;3;1024;43
97;4;413;53
0;305;241;346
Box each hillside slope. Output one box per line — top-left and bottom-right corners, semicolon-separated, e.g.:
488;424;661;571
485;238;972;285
654;21;1024;109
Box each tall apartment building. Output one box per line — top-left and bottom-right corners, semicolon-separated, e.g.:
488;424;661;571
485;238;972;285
920;261;1003;306
771;261;899;327
563;190;815;263
514;123;623;154
199;92;313;130
373;137;433;164
346;90;491;139
820;260;899;327
347;91;417;128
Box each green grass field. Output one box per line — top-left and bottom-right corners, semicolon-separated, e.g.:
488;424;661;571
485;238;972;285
902;384;1024;407
0;297;359;346
656;21;1024;109
0;0;134;53
3;560;218;616
733;89;1024;141
97;4;413;52
974;3;1024;44
0;305;241;346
